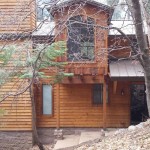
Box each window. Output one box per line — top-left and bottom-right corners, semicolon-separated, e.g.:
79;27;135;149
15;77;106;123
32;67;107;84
42;84;52;115
93;84;103;104
111;0;132;20
107;0;119;6
36;0;52;21
67;15;95;61
145;0;150;15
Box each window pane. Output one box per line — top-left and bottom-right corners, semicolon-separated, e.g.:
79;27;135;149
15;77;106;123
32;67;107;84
43;85;52;115
37;0;52;21
67;15;94;61
93;84;103;104
111;0;132;20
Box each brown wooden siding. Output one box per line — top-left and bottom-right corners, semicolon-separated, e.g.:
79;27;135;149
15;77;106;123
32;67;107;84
0;80;32;131
59;84;103;127
54;4;109;68
0;40;32;131
35;84;104;128
108;36;131;60
35;3;131;128
106;81;130;127
0;0;36;33
35;81;130;128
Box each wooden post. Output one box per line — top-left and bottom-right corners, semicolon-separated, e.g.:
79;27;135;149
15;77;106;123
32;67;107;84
103;81;107;129
56;84;60;129
113;81;117;94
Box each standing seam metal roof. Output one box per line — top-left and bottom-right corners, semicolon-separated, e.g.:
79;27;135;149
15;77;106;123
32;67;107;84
109;60;144;80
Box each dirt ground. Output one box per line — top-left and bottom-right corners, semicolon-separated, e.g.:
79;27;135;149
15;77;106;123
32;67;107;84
31;120;150;150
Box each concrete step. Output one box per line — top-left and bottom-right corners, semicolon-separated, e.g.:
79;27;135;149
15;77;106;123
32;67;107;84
54;135;80;150
79;131;102;144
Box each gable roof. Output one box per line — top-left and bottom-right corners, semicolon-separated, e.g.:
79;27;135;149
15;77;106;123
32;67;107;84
48;0;114;18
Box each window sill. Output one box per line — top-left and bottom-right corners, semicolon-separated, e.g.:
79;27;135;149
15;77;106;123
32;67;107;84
42;114;53;118
92;104;103;107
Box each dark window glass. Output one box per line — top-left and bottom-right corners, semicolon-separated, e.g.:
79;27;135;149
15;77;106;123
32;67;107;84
67;15;94;61
93;84;103;104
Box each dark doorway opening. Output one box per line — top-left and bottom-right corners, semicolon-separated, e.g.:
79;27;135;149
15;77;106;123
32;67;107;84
131;84;148;125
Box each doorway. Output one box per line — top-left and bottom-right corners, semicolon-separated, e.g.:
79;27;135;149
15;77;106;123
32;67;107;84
131;84;148;125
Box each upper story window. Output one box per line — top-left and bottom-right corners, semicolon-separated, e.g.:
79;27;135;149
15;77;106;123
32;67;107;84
67;15;95;62
107;0;132;21
144;0;150;15
36;0;52;21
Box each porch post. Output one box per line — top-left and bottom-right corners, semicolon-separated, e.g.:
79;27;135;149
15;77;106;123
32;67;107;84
56;84;60;129
103;81;107;129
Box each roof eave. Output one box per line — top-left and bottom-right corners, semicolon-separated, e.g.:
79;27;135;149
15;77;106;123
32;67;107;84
47;0;114;24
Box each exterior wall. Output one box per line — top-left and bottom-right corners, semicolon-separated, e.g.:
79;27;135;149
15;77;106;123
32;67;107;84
59;84;103;127
108;36;131;59
106;81;130;127
35;81;130;128
35;3;131;128
0;40;32;131
0;84;32;131
54;4;109;69
0;0;36;131
0;0;36;33
36;84;103;128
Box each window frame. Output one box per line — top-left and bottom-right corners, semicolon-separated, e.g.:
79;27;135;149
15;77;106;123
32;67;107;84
67;15;95;62
92;84;103;105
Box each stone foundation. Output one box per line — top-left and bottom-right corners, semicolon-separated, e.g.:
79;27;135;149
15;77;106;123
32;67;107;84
0;131;32;150
37;128;55;144
54;129;64;140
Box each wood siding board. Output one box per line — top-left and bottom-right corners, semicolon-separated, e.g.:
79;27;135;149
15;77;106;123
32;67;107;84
56;84;60;129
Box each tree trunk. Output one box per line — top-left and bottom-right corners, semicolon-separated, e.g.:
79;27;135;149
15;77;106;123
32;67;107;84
143;65;150;116
30;85;45;150
130;0;150;116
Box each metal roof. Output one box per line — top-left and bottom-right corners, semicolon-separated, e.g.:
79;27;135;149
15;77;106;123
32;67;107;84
109;60;144;80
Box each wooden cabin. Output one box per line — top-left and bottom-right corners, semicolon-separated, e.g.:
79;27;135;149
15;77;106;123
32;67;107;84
34;0;148;129
0;2;148;149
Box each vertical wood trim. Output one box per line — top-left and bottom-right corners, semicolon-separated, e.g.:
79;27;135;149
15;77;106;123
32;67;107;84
29;0;36;30
29;0;33;30
105;30;108;68
129;82;131;125
94;18;96;62
56;84;60;129
103;79;107;129
113;81;118;94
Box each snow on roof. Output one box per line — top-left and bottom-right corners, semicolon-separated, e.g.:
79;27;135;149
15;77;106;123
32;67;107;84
32;21;55;36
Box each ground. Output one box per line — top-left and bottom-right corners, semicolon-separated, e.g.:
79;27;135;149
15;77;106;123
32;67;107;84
76;119;150;150
31;119;150;150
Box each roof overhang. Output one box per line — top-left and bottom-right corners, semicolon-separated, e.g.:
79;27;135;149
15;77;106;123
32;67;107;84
109;60;144;81
47;0;114;24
